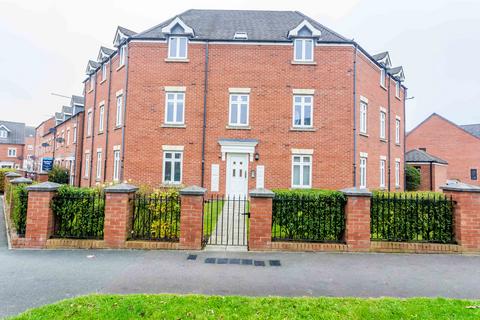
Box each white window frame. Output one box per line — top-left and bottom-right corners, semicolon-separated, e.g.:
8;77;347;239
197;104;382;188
96;151;102;180
380;110;386;139
113;149;121;182
395;160;401;188
7;148;16;157
89;75;95;92
292;94;314;128
119;45;126;67
360;101;368;134
229;94;249;126
66;129;70;145
395;81;400;98
380;68;386;88
99;105;105;133
116;95;123;127
84;152;90;178
168;36;188;59
87;110;93;136
73;125;77;143
164;91;185;125
102;63;107;81
0;129;7;138
162;151;183;184
380;159;386;188
359;156;367;189
291;154;312;189
395;119;401;144
293;38;314;62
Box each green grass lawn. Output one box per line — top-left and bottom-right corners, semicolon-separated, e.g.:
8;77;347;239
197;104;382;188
9;294;480;320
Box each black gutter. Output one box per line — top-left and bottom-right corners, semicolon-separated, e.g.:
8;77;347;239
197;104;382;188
103;56;113;182
387;75;391;191
120;43;130;182
200;41;209;188
352;44;358;187
88;74;98;187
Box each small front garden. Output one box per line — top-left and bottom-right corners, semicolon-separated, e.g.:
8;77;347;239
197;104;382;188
9;294;480;320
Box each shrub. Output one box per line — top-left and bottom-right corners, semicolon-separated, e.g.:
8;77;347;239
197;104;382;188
48;165;69;184
51;186;105;239
272;189;347;242
10;184;28;236
406;165;421;191
0;168;15;193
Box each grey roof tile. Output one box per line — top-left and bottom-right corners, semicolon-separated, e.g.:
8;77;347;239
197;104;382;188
118;26;137;37
460;124;480;138
0;120;26;145
406;149;448;164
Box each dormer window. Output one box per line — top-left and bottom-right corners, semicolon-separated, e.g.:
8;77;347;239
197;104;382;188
0;129;7;138
168;36;188;59
294;39;314;62
119;45;126;67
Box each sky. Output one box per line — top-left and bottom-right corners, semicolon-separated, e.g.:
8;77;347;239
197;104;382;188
0;0;479;130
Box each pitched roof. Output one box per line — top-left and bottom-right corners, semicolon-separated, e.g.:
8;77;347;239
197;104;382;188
118;26;137;37
0;120;26;145
25;126;36;138
460;124;480;139
134;9;349;42
407;113;480;141
406;149;448;165
372;52;388;60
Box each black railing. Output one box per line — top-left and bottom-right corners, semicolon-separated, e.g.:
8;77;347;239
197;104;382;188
203;195;249;246
272;195;346;243
131;193;181;242
51;192;105;239
370;192;455;243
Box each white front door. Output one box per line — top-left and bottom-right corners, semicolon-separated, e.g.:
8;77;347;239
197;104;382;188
226;153;249;197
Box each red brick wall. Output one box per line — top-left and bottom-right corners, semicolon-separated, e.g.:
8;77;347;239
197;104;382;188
433;163;448;191
0;143;24;168
407;114;480;186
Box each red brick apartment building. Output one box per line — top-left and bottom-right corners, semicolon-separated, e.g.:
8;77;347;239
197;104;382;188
33;96;85;185
0;121;35;169
80;9;407;194
407;113;480;186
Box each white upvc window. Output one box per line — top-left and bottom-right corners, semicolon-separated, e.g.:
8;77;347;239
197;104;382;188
0;129;7;138
119;45;126;67
396;81;400;98
380;68;386;87
380;110;386;139
73;125;77;143
360;101;368;134
116;95;123;127
359;155;367;189
165;91;185;124
84;152;90;178
168;36;188;59
96;151;102;180
66;129;70;145
229;94;249;126
293;95;313;128
395;160;401;187
113;149;121;182
102;63;107;81
294;38;314;62
163;151;183;184
380;159;386;188
7;148;16;157
89;75;95;91
395;119;401;144
292;154;312;188
99;105;105;133
87;111;93;136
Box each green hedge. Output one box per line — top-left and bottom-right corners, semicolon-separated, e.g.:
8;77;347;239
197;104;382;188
0;168;15;193
51;186;105;239
371;191;455;243
272;189;346;243
11;184;28;236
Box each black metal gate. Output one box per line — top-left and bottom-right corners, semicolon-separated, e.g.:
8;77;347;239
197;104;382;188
203;195;250;247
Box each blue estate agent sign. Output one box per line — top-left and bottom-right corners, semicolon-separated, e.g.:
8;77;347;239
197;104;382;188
42;157;54;172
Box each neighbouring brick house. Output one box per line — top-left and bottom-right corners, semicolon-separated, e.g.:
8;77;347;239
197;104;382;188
80;9;407;194
0;120;35;169
407;113;480;186
33;96;85;185
405;149;448;191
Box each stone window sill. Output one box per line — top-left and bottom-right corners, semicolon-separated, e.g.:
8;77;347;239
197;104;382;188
226;125;251;130
290;127;317;132
359;132;369;138
291;60;317;66
161;124;186;129
164;58;190;63
380;138;387;143
116;64;125;72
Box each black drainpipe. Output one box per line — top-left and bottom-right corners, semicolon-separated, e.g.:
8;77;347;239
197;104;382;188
78;84;86;185
430;162;433;191
200;41;209;187
89;74;98;187
103;56;113;182
352;44;358;187
387;74;391;191
120;41;131;182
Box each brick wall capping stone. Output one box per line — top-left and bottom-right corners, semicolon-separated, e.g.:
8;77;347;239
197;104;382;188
5;172;21;178
179;185;207;196
340;187;372;197
440;182;480;193
249;188;275;198
26;181;61;192
104;183;139;193
10;177;33;185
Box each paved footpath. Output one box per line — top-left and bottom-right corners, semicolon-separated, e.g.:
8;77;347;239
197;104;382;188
1;197;480;318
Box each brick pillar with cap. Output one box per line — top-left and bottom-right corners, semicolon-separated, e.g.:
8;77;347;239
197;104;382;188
249;188;275;251
342;187;372;252
179;186;206;250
